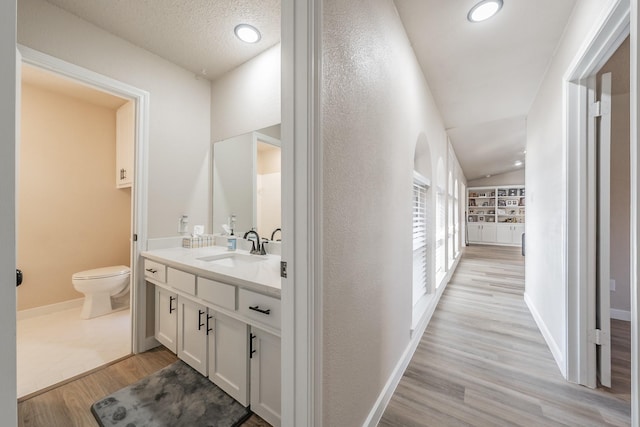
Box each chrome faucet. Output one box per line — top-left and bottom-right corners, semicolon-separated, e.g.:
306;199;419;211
243;230;266;255
270;228;282;241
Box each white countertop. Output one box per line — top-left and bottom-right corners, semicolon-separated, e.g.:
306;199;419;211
142;246;281;298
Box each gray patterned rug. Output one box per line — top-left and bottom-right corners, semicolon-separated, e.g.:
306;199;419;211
91;360;251;427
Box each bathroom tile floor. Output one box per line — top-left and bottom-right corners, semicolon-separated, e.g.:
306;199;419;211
17;306;131;399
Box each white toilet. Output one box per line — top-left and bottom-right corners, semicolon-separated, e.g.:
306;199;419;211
72;265;131;319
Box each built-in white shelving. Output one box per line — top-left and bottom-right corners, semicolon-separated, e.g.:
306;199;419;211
467;185;525;246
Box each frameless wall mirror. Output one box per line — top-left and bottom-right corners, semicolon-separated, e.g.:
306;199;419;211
212;124;281;239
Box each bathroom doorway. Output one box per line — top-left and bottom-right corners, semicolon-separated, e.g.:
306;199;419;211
16;61;136;399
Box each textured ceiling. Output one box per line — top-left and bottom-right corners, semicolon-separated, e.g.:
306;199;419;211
44;0;281;82
395;0;577;180
40;0;578;181
22;63;128;109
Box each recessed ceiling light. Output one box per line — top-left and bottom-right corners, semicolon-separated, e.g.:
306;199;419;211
514;160;523;167
467;0;503;23
234;24;261;44
486;174;491;178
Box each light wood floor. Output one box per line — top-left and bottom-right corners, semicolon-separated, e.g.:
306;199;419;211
17;346;271;427
379;244;631;426
18;244;631;427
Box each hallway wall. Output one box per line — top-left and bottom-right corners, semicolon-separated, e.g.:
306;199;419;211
467;168;525;187
525;0;618;375
321;0;465;424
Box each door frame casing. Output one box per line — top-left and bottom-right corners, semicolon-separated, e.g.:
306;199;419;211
281;0;323;425
630;1;640;425
18;45;151;354
564;0;634;407
0;0;17;422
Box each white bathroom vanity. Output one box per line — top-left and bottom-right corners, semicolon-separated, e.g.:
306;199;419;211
142;245;281;426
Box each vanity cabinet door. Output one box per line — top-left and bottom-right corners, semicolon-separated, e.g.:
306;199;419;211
177;296;208;376
155;287;177;353
250;327;281;427
208;312;249;406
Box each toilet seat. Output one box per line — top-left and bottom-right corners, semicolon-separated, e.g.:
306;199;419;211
72;265;130;281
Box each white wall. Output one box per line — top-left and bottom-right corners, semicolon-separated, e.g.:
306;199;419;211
321;0;465;424
209;45;281;236
17;0;212;239
0;0;17;422
525;0;617;373
210;44;281;143
467;168;525;187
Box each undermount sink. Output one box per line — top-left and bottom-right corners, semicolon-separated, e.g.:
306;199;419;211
197;252;267;267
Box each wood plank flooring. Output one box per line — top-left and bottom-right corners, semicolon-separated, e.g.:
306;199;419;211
18;244;631;427
18;346;271;427
379;244;631;427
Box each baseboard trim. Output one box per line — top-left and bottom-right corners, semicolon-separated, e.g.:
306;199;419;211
17;298;84;321
363;251;462;427
611;309;631;321
524;292;566;377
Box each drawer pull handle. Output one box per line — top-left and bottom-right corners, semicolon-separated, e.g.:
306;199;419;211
169;296;176;314
146;268;157;274
249;333;257;359
206;314;213;335
198;310;205;330
249;305;271;315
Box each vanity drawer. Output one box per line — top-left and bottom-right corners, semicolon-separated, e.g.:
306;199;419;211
198;277;236;310
238;289;280;330
144;259;166;283
167;267;196;294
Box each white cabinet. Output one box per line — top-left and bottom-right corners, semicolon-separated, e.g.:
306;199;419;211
468;185;524;246
177;296;209;376
115;100;134;188
497;224;524;245
467;223;496;243
146;256;280;421
155;287;177;353
250;327;281;427
208;312;249;405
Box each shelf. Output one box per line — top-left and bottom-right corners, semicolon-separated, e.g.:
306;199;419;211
468;185;525;233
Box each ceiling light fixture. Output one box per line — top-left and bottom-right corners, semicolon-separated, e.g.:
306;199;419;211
514;160;523;167
234;24;261;44
467;0;503;23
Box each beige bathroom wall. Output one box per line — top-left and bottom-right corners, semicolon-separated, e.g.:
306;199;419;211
256;143;281;237
257;142;281;174
17;83;131;310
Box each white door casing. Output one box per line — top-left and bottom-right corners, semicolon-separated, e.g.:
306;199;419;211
564;6;639;427
17;45;151;354
630;1;639;424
